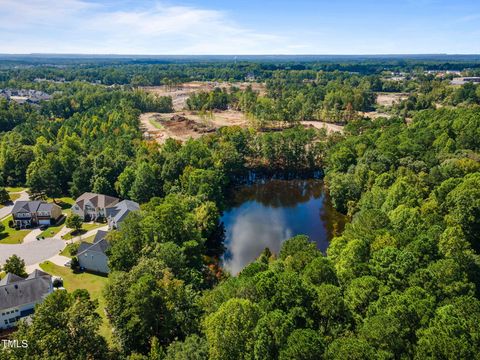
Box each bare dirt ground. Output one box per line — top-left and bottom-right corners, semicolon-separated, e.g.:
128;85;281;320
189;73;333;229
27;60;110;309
140;111;344;144
300;121;344;134
140;81;341;143
376;92;409;107
140;110;249;143
362;111;393;120
142;81;266;111
361;92;409;120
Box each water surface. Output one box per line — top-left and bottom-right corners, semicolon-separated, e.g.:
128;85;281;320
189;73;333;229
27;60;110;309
221;179;344;274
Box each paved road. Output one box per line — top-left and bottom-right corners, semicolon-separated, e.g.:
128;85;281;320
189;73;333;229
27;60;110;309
23;228;42;244
0;190;30;220
0;225;109;267
26;254;71;273
0;237;65;266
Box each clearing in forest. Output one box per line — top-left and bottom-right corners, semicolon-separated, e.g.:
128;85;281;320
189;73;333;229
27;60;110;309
142;81;266;111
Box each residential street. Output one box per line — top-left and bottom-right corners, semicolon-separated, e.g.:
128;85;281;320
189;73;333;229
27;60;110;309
0;237;65;266
0;225;109;267
0;190;29;220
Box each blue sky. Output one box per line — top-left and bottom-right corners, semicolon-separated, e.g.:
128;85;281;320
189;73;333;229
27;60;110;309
0;0;479;54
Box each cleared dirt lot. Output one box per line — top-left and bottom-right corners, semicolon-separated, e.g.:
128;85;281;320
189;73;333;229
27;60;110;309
140;111;344;144
142;81;266;111
300;121;344;134
376;92;409;107
140;81;342;143
140;110;249;143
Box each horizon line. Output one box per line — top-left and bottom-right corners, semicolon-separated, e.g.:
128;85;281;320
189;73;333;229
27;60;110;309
2;53;480;57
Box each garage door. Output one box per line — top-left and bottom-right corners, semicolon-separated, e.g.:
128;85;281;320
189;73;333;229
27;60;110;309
38;219;50;225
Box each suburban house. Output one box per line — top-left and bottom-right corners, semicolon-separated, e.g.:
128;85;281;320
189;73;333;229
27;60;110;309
71;193;120;221
77;230;111;274
106;200;140;229
12;201;62;229
0;270;53;330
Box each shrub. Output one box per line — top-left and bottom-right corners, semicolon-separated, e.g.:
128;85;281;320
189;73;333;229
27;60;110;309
52;278;63;288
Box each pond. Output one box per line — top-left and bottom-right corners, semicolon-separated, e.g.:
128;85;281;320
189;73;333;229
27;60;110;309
221;179;345;274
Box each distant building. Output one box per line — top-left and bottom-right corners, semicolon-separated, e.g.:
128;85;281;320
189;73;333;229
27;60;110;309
77;230;110;274
0;270;53;330
0;89;52;104
450;77;480;85
12;201;62;229
71;193;119;221
106;200;140;229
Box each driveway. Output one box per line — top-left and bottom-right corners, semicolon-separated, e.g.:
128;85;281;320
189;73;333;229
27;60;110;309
0;190;30;220
64;225;109;244
0;237;65;266
23;228;42;244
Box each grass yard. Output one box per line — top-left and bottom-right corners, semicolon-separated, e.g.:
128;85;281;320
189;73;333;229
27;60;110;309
39;261;113;344
60;244;75;257
39;216;66;238
5;187;26;193
49;197;75;210
62;222;105;240
9;193;21;202
0;216;30;244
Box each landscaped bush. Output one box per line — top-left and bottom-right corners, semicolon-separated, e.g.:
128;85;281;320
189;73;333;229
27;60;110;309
68;243;80;256
70;257;79;272
52;278;63;288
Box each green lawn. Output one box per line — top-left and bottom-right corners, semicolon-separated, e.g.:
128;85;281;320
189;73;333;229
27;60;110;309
62;222;105;240
39;261;113;344
5;187;26;193
9;193;21;202
49;197;75;210
60;243;76;257
0;216;31;244
39;216;66;238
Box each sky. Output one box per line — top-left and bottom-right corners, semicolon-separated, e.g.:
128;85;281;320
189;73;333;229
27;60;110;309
0;0;479;55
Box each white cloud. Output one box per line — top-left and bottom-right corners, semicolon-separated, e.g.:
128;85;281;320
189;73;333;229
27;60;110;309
0;0;302;54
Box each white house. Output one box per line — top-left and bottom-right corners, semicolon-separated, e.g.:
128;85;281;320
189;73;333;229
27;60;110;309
71;193;119;221
106;200;140;229
0;270;53;330
77;230;111;274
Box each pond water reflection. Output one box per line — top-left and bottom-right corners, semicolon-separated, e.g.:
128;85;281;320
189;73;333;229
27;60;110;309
221;179;345;274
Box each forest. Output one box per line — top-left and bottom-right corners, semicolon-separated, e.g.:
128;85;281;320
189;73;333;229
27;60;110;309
1;57;480;359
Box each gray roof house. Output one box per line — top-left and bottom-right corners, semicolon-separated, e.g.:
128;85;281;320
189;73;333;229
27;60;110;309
106;200;140;229
77;230;111;274
71;193;120;221
0;270;53;330
12;201;62;229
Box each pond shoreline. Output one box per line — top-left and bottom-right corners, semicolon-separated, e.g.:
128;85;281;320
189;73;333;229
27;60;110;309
220;178;345;274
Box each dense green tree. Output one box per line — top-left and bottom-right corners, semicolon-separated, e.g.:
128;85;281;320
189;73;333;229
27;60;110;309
1;254;27;277
66;214;83;232
204;298;261;360
415;296;480;359
278;329;324;360
6;290;108;360
0;187;10;203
